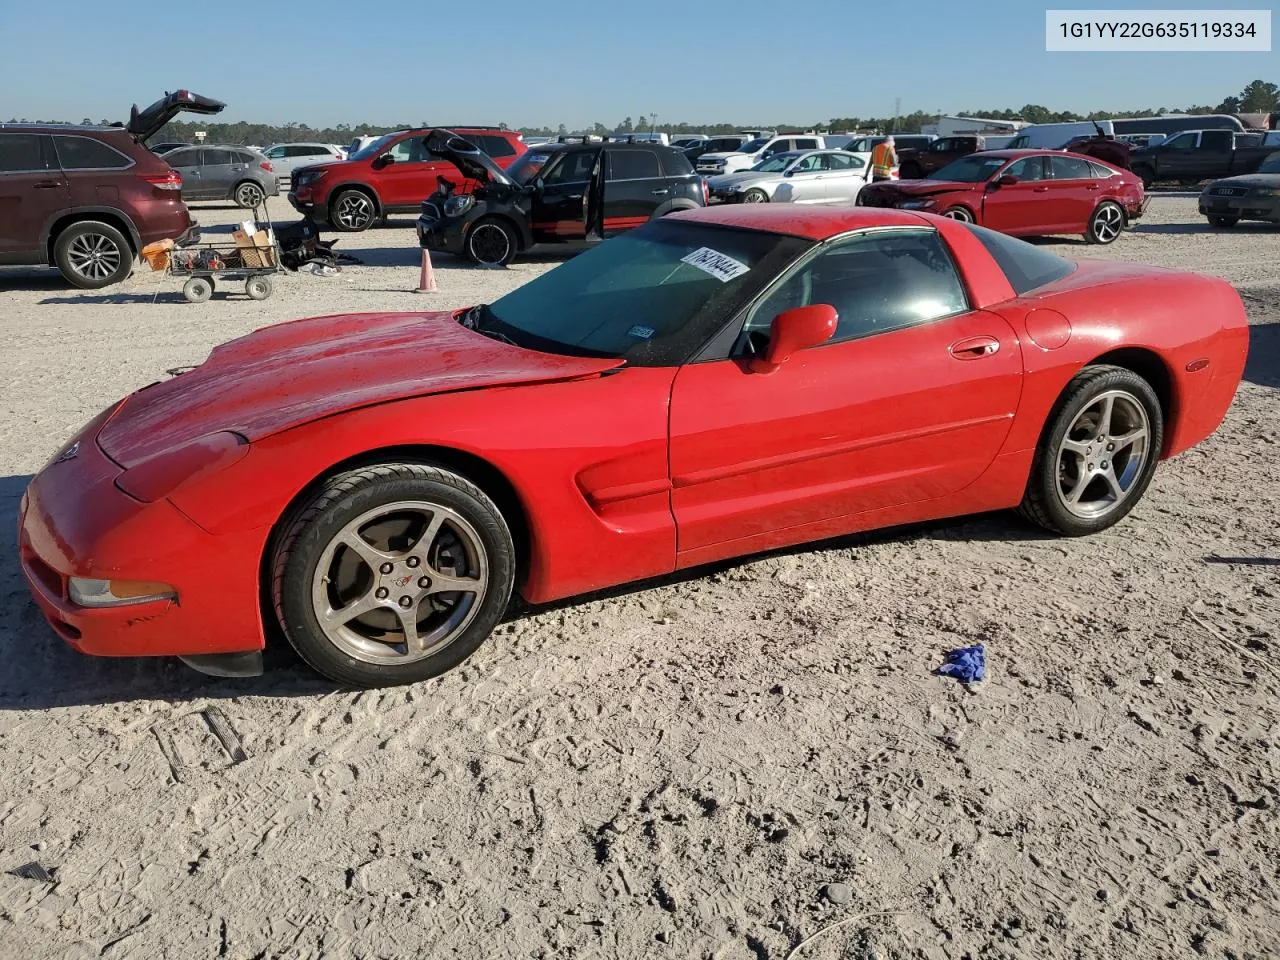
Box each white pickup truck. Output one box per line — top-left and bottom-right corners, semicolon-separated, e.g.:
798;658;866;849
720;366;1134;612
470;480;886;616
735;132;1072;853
696;134;826;176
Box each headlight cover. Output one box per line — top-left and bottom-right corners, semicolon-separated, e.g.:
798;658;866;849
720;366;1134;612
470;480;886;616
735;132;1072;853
295;170;327;188
444;194;475;217
69;578;176;608
1252;187;1280;198
899;199;936;209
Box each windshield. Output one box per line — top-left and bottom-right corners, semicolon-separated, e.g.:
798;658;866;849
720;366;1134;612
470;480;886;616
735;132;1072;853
930;155;1009;182
1257;155;1280;174
351;134;397;160
478;221;811;364
846;137;873;152
739;137;769;154
751;153;798;173
506;151;553;184
1008;135;1030;149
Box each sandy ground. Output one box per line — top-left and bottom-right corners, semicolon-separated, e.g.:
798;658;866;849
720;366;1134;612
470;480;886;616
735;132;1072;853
0;197;1276;960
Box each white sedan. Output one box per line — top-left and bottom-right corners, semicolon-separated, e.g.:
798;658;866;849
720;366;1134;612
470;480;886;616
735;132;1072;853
711;149;872;205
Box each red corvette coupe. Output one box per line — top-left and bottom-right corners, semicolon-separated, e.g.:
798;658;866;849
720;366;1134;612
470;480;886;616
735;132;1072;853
19;206;1247;687
858;150;1147;245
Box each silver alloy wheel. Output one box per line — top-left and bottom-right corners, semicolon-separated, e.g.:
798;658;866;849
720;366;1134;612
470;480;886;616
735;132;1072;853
1055;390;1151;520
236;182;264;208
67;232;122;282
1092;204;1123;242
742;189;768;203
310;501;489;664
334;192;375;230
468;223;511;264
943;207;974;222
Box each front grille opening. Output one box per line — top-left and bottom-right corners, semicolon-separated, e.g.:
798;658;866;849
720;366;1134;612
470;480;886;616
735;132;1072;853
50;618;81;641
24;553;63;598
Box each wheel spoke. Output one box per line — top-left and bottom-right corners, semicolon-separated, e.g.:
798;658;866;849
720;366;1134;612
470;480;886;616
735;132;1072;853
1062;469;1091;506
340;529;397;569
1094;396;1115;439
1110;427;1147;452
426;569;487;596
1061;437;1091;457
324;588;383;627
412;512;446;555
395;602;423;652
1100;466;1125;500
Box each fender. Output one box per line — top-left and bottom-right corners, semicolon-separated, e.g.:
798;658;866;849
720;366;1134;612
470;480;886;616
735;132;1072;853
41;205;142;252
652;197;700;218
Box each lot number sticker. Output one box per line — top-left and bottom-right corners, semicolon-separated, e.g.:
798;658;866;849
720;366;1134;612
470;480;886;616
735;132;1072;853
681;247;750;282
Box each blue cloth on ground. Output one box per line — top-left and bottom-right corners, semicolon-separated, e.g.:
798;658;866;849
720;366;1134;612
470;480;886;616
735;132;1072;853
936;643;985;683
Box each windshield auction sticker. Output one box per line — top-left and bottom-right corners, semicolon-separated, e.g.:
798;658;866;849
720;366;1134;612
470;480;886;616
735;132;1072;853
681;247;751;282
1046;9;1270;50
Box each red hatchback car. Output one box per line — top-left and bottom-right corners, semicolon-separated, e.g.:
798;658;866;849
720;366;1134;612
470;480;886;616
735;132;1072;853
858;150;1146;245
19;206;1247;688
289;126;526;231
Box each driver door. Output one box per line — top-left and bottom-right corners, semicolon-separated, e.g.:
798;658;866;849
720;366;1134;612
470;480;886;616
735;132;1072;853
777;153;827;203
667;228;1022;564
981;156;1052;234
530;148;599;240
378;135;455;208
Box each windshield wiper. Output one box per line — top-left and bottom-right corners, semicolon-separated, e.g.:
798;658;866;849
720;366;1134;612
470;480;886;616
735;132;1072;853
459;303;520;347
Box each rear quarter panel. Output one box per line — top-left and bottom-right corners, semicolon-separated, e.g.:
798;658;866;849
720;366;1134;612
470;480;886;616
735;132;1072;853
990;265;1248;459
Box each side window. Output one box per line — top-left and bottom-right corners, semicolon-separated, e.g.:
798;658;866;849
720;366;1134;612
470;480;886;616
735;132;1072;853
0;133;50;172
1163;132;1197;150
931;138;954;153
608;149;661;180
52;136;131;170
826;153;855;170
1005;156;1045;180
477;135;518;159
235;151;257;165
166;148;199;167
387;137;428;163
201;148;235;166
795;138;819;150
1049;155;1092;180
792;154;822;172
1087;161;1115;178
742;229;969;346
1200;131;1232;150
265;146;286;159
544;150;597;183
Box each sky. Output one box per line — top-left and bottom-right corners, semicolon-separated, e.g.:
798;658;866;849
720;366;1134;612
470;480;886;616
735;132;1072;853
0;0;1272;129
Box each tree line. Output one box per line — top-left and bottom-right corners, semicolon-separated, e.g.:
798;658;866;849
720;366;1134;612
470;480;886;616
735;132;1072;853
11;81;1275;145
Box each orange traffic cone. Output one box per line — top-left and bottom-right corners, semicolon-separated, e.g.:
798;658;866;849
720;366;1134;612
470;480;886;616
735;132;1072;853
414;248;438;293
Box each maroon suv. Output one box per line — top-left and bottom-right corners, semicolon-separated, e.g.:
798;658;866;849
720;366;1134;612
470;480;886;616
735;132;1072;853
0;90;223;288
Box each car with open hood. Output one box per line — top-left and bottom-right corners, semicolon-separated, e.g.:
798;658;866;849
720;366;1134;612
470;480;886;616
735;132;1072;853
288;126;527;231
707;149;870;204
857;150;1145;245
0;89;223;288
1198;151;1280;226
19;205;1247;688
416;131;705;266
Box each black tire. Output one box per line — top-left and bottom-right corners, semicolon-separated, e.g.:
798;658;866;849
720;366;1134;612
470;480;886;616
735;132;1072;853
940;206;974;222
465;217;518;267
741;188;769;204
245;276;272;300
182;276;212;303
330;189;378;232
1207;215;1239;228
53;220;132;289
1132;166;1154;189
1017;365;1164;537
1086;201;1125;245
234;180;265;209
271;463;516;688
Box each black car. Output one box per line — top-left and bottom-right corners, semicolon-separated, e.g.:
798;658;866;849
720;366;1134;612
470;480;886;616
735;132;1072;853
417;131;707;266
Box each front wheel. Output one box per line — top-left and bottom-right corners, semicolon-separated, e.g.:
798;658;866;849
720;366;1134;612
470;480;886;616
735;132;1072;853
182;276;213;303
940;206;974;222
1017;366;1163;537
465;217;518;267
1207;215;1239;228
741;188;768;203
330;189;377;232
245;276;273;300
272;463;517;687
1086;201;1125;244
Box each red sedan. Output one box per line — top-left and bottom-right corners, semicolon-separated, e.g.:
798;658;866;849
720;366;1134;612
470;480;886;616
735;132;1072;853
858;150;1147;244
19;206;1247;687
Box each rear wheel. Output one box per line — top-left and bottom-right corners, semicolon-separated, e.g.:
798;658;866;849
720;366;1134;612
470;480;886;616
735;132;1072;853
1086;201;1125;244
245;276;273;300
1018;366;1163;537
182;276;213;303
271;463;516;687
330;189;377;232
234;180;265;209
1207;215;1239;228
53;221;132;289
466;217;518;267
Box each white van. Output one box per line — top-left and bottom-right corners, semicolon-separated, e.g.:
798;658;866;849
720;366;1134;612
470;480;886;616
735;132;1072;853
1007;120;1115;150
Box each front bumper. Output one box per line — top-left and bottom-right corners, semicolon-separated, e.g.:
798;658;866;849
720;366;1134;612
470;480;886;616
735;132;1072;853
416;214;468;256
288;192;327;224
17;416;265;660
1198;195;1280;221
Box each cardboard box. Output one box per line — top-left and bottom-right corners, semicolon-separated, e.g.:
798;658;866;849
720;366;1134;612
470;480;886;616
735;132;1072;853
233;228;277;268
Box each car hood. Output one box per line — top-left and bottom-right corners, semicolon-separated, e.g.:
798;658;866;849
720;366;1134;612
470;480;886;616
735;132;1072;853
698;151;749;162
127;90;225;142
1205;172;1280;189
96;311;621;467
708;170;781;189
863;179;979;198
425;129;513;186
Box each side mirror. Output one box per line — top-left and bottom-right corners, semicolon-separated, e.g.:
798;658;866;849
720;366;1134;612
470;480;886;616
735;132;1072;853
993;173;1019;187
783;169;794;177
374;153;395;168
534;177;545;192
748;304;838;374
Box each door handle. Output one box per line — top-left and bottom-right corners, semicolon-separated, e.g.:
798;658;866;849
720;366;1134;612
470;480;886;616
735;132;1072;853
1033;186;1050;192
1085;183;1099;190
33;180;62;189
650;188;669;195
950;336;1001;359
567;194;583;200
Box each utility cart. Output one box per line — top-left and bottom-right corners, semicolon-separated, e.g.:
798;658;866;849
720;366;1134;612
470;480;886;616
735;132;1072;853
144;203;282;302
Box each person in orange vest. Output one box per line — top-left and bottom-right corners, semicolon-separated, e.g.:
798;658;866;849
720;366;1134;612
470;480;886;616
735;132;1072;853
871;136;897;182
